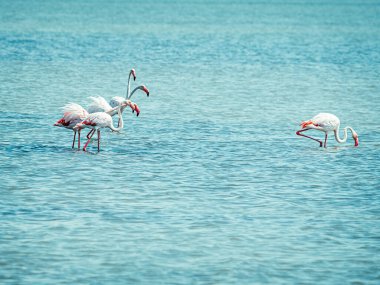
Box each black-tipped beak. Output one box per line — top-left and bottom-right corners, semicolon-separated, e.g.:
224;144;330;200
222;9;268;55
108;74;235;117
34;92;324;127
147;92;150;97
133;76;136;81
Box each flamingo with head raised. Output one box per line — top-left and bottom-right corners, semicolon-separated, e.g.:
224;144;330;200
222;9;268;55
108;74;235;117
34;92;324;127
296;113;359;148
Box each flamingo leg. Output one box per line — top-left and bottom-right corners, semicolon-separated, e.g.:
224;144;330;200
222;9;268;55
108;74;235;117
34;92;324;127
83;129;95;151
97;130;101;152
78;130;81;149
87;129;95;139
72;131;77;149
324;132;328;148
296;129;323;147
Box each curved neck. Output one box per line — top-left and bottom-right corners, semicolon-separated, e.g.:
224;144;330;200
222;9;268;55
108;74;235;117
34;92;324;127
128;86;140;100
126;72;132;99
334;126;356;143
109;107;124;132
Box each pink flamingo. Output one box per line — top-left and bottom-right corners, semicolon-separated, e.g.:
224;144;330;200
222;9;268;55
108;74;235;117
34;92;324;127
296;113;359;148
73;103;127;152
54;103;89;149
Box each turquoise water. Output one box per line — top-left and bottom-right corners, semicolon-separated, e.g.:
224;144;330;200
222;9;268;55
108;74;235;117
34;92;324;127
1;0;380;284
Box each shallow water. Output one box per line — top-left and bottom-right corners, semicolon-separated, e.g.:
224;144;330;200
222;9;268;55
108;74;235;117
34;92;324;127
1;0;380;284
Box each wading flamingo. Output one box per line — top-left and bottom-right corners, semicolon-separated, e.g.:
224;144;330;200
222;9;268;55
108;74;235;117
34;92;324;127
54;103;89;149
73;104;126;152
296;113;359;148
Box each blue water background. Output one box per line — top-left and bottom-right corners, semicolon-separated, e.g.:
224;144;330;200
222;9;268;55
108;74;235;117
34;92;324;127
1;0;380;284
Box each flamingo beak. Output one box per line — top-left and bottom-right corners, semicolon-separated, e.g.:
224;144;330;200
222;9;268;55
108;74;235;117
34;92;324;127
131;69;136;81
354;136;359;147
143;86;150;96
134;104;140;117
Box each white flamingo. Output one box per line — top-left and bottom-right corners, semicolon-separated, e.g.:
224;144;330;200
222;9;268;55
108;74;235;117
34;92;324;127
54;103;89;149
73;104;126;152
296;113;359;148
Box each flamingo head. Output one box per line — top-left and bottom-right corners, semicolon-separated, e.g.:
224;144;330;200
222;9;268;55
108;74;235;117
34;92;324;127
300;120;313;129
132;103;140;117
126;100;140;116
140;85;150;97
54;118;65;127
352;132;359;147
130;69;136;81
121;100;131;108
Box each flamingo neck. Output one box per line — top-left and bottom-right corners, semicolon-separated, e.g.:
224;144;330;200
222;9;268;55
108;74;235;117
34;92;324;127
126;72;132;99
128;86;140;100
109;107;124;132
334;126;355;143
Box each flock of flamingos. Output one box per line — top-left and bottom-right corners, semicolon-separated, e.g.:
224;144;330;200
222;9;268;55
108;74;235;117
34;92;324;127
54;68;359;152
54;69;149;151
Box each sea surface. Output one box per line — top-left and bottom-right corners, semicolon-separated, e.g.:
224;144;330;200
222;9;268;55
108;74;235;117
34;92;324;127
1;0;379;284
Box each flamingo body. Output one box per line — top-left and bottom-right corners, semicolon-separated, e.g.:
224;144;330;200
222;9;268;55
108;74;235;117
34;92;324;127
87;96;113;114
301;113;340;132
81;112;114;129
109;96;125;108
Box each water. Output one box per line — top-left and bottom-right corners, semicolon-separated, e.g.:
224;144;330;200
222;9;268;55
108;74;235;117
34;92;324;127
1;0;380;284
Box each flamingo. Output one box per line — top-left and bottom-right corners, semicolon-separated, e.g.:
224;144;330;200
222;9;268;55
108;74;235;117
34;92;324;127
73;104;127;152
296;113;359;148
54;103;89;149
